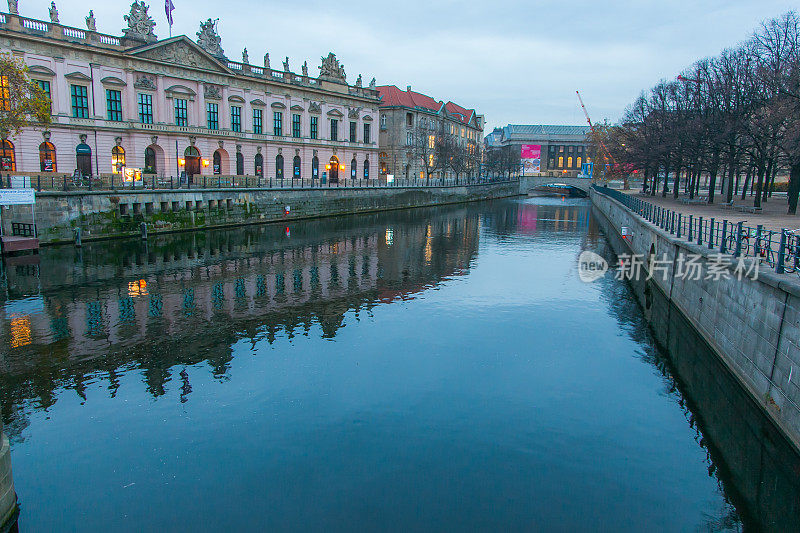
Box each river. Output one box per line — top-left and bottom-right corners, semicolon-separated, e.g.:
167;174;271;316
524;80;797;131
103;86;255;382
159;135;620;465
0;197;796;531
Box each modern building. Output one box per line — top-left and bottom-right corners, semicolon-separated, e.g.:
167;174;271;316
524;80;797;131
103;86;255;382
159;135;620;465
376;85;483;180
0;3;380;182
487;124;591;176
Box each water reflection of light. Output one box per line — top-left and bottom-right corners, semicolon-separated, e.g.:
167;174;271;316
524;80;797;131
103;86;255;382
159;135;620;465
385;228;393;246
128;279;148;297
10;315;32;348
425;238;433;264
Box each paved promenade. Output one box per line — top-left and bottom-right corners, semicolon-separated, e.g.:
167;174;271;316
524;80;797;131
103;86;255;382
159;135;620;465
622;189;800;232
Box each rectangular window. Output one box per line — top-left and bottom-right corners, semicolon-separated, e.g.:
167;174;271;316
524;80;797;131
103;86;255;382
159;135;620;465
138;93;153;124
310;116;318;139
273;111;283;136
349;121;357;142
207;102;219;130
292;113;301;138
230;105;241;132
406;132;413;146
174;98;188;126
253;109;262;134
70;85;89;118
363;123;371;144
106;89;122;121
36;79;51;99
330;119;338;141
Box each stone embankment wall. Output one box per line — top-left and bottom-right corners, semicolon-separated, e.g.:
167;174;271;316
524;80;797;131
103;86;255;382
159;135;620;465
0;420;16;532
591;188;800;450
1;182;519;244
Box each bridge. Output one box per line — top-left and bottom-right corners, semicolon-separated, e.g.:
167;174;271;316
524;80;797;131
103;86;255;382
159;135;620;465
519;175;592;196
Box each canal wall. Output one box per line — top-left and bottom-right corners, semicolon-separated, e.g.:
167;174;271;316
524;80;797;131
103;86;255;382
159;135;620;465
0;181;519;244
590;188;800;452
0;420;16;532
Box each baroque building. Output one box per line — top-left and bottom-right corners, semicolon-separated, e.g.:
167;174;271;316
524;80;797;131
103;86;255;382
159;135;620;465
0;2;379;182
376;85;483;180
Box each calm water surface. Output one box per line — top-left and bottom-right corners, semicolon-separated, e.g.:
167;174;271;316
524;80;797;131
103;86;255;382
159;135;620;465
0;197;777;530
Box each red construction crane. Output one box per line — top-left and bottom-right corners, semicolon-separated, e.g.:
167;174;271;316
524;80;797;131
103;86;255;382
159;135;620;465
576;90;618;169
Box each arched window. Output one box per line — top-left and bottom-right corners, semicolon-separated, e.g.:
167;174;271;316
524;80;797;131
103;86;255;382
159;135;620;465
112;146;125;174
312;156;319;180
236;152;244;175
380;114;386;128
213;150;222;175
567;156;573;168
39;141;56;172
293;155;301;179
0;139;15;171
76;142;92;176
363;159;369;179
328;155;339;183
254;153;263;177
351;157;357;179
144;146;156;174
576;156;582;169
276;154;284;181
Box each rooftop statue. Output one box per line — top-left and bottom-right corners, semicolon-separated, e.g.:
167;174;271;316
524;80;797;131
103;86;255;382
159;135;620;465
302;61;308;77
48;1;58;23
282;56;290;72
369;77;376;90
197;18;224;58
318;52;346;83
7;0;17;15
263;53;270;70
355;74;362;88
242;47;249;64
85;10;96;31
123;1;157;43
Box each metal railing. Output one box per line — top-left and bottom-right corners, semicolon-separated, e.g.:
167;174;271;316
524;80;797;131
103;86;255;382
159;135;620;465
0;173;517;194
593;185;800;277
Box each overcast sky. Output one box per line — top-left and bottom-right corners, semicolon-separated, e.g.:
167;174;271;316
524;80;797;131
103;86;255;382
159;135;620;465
24;0;798;130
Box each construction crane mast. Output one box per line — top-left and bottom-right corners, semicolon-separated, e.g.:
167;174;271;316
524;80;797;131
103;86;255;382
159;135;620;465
576;90;618;171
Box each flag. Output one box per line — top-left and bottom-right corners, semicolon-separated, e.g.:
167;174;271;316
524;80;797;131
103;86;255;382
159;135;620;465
165;0;174;26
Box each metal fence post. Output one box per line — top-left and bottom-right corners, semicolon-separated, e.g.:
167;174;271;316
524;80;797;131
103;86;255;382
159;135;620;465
676;214;682;238
734;221;744;257
708;218;715;249
698;217;703;245
755;225;763;256
777;230;787;274
688;215;693;241
720;220;728;253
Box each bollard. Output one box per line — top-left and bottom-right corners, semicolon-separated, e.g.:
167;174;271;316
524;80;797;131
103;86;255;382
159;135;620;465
755;225;763;256
140;222;148;241
74;226;82;247
676;214;682;238
688;215;693;241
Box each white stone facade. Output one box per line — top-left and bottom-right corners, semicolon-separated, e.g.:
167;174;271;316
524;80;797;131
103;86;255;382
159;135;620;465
0;5;379;182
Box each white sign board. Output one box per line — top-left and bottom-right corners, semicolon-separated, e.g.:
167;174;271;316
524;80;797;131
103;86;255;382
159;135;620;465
0;188;36;205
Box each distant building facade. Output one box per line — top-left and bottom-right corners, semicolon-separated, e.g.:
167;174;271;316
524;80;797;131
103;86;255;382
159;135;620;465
487;125;591;176
0;3;379;182
376;85;483;179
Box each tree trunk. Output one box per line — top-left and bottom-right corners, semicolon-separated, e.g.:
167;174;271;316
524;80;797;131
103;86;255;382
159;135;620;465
788;161;800;215
726;162;736;203
662;161;670;197
672;160;682;199
762;158;774;202
740;165;752;200
707;151;720;203
754;162;765;208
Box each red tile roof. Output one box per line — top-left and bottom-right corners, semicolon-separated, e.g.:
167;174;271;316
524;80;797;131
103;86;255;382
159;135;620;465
377;85;476;125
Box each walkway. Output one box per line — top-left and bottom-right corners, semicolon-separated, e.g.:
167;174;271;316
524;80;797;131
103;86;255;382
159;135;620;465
621;189;800;232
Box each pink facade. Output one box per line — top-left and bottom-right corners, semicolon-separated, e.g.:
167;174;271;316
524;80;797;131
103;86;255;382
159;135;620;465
0;8;379;182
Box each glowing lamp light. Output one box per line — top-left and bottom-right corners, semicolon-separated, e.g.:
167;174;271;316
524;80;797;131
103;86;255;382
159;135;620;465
339;164;345;171
202;159;210;167
178;158;185;166
325;164;331;170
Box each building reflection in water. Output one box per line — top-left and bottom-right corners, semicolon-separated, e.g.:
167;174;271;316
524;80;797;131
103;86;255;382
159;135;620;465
0;204;484;434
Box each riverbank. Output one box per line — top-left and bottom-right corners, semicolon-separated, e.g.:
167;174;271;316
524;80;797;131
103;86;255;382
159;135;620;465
591;186;800;453
1;180;520;245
